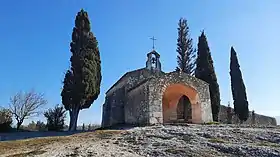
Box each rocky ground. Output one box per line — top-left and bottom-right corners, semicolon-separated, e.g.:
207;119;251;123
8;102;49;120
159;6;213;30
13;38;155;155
1;124;280;157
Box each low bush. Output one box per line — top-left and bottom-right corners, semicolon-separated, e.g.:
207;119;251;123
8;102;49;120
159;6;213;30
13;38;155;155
0;108;13;132
25;121;47;131
44;104;66;131
204;121;220;125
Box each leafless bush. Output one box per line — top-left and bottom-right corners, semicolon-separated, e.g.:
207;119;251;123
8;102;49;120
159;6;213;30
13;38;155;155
9;90;47;130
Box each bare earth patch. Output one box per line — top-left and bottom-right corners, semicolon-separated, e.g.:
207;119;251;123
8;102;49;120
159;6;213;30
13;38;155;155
1;125;280;157
0;136;71;156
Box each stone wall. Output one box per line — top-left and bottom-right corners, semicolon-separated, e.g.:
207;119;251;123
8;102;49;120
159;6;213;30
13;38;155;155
147;71;213;124
106;68;159;96
102;68;156;128
148;83;163;124
102;69;214;127
218;105;277;126
125;82;149;125
101;87;126;127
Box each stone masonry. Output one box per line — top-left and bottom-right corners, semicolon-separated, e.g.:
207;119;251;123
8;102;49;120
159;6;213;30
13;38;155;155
101;49;213;128
218;105;277;126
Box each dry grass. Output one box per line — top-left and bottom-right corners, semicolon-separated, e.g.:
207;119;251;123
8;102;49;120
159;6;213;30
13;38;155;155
256;141;280;148
6;150;47;157
69;130;124;140
165;148;187;154
208;138;226;143
0;135;71;155
0;129;124;156
92;130;124;141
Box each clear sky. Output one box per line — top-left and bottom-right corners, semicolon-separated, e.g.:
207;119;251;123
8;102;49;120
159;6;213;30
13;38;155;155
0;0;279;125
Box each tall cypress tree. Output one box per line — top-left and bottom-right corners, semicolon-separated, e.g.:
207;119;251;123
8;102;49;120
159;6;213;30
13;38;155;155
61;9;102;131
195;31;221;121
175;18;196;75
230;47;249;123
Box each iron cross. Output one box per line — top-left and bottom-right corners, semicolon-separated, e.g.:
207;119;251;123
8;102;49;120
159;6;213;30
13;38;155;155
150;36;156;50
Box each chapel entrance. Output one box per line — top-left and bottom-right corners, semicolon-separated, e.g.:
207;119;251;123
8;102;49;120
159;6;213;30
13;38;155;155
162;83;200;123
176;95;192;122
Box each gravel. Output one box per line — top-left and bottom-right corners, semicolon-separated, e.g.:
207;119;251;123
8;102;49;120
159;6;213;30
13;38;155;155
2;124;280;157
114;125;280;157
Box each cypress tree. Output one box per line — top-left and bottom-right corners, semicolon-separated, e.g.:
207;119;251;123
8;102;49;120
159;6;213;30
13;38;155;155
226;102;232;124
252;110;255;125
195;31;221;121
82;123;85;131
175;18;196;75
230;47;249;123
61;9;102;131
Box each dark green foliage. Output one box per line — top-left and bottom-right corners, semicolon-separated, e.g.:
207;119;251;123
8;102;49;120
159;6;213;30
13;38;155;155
63;125;69;131
36;121;46;131
226;103;232;124
25;121;46;131
61;9;102;131
175;18;196;75
195;31;221;121
252;110;255;125
26;121;37;131
230;47;249;122
44;104;66;131
82;123;85;131
0;108;12;132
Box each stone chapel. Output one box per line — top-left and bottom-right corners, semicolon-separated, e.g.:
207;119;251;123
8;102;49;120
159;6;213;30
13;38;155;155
101;49;213;128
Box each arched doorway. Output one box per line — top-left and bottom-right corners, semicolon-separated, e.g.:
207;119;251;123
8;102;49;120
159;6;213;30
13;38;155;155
162;83;200;123
176;95;192;122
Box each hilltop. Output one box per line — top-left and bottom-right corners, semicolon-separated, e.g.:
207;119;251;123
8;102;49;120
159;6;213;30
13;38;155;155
1;124;280;157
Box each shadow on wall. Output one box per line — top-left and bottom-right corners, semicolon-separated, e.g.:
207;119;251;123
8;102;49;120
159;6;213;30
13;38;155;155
218;105;277;126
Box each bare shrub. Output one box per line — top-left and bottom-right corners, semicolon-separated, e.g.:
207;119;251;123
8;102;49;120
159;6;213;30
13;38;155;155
9;90;47;130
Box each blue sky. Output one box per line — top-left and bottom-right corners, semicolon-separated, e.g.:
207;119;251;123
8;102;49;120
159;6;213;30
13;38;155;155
0;0;279;125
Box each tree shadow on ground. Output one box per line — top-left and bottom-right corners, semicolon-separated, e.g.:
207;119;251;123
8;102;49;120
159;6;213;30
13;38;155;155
0;130;90;141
